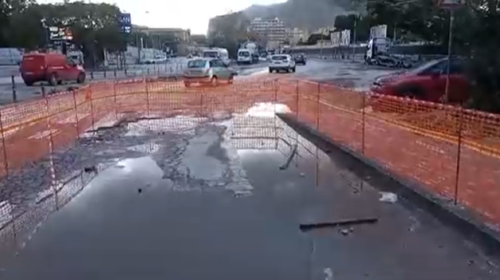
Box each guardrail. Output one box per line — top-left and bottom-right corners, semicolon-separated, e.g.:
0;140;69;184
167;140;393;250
0;63;188;104
0;77;499;259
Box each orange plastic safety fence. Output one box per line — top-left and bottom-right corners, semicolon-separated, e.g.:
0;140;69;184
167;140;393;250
283;80;500;229
1;76;500;259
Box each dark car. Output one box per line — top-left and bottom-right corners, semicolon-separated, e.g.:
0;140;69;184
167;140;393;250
370;57;469;104
294;54;307;65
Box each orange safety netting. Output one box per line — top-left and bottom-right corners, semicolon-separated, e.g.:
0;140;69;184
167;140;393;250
0;77;499;252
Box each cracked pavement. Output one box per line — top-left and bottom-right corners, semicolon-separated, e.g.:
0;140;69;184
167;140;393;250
0;105;499;280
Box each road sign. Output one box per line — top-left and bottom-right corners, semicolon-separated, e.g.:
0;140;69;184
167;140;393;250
437;0;463;9
119;13;132;33
119;13;131;26
370;25;387;39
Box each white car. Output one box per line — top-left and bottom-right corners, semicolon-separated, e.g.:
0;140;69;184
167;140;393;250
144;55;167;64
269;54;296;73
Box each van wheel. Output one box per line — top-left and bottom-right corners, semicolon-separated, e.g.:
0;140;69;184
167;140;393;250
211;76;218;87
228;75;234;84
24;80;34;86
48;73;58;86
77;73;86;84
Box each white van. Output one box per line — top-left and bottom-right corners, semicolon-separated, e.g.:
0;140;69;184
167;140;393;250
237;49;252;64
202;48;230;66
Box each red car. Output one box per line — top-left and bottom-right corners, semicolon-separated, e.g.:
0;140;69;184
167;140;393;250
20;52;86;86
370;58;469;104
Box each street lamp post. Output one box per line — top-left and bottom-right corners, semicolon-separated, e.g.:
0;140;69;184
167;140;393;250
444;9;454;103
40;19;50;50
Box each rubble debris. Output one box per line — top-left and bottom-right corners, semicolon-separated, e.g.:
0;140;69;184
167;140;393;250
379;192;398;203
83;166;98;174
339;228;350;235
279;144;298;170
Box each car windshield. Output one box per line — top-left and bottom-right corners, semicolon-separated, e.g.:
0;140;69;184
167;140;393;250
239;51;250;57
409;59;444;74
203;51;219;58
187;59;207;68
272;55;288;60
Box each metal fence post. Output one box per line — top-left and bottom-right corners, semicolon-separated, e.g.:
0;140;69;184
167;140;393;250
11;76;16;103
316;82;320;130
146;78;150;116
274;79;278;150
43;95;59;210
0;110;9;176
454;106;464;205
200;92;204;116
89;85;95;132
113;81;118;119
114;69;117;78
296;80;299;119
361;93;366;155
72;89;80;139
104;69;107;79
315;82;320;187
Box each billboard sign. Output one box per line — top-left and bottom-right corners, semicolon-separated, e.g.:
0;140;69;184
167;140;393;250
370;25;387;39
340;30;351;46
330;31;341;47
119;13;132;33
49;26;73;41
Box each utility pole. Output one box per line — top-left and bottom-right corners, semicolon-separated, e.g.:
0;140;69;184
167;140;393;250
444;9;454;103
352;16;358;61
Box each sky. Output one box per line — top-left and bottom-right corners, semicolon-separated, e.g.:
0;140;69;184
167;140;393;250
44;0;287;34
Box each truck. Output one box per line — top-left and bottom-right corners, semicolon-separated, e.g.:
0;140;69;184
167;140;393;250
202;48;230;66
365;37;413;68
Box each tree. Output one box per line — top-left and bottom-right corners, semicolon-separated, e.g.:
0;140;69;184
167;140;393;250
0;0;35;47
190;34;207;46
356;0;500;112
207;12;251;57
2;2;124;66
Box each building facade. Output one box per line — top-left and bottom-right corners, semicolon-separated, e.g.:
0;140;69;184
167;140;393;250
287;28;308;46
249;17;287;50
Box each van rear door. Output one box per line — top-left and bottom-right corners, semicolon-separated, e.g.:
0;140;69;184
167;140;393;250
20;54;45;76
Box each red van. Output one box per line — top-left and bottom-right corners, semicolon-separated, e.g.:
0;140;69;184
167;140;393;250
20;52;86;86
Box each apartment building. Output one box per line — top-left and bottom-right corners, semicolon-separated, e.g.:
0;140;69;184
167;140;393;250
249;17;287;49
288;28;308;46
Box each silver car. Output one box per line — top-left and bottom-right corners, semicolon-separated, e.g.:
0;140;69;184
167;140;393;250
183;58;235;87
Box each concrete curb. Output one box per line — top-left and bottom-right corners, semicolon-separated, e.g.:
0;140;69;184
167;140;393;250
277;112;500;259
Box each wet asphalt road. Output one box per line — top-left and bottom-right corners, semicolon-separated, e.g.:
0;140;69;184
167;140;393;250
0;59;189;105
1;108;499;279
0;58;396;105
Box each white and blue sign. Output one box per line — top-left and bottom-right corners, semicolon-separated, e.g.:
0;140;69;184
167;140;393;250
119;13;132;33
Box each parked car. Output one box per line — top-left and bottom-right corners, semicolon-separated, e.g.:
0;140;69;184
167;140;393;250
20;52;86;86
182;58;236;87
143;55;167;64
370;57;468;104
269;54;296;73
294;54;307;65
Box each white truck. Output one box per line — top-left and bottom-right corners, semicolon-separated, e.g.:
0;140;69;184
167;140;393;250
202;48;230;66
